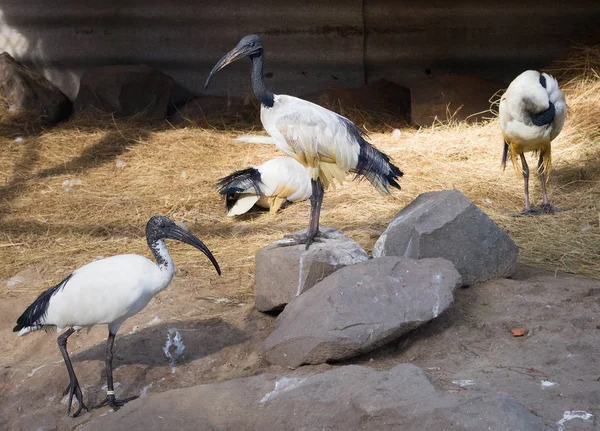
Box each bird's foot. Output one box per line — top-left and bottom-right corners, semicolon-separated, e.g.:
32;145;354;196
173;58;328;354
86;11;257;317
540;203;573;214
94;394;138;411
512;208;543;217
64;380;88;417
277;230;330;250
512;204;573;217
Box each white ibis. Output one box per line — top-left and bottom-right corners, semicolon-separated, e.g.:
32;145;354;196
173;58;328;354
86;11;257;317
499;70;567;215
12;216;220;417
217;157;312;216
204;34;403;248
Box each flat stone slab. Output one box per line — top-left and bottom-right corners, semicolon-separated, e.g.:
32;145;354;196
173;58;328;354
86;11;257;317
83;364;548;431
373;189;518;286
254;226;368;312
263;256;462;367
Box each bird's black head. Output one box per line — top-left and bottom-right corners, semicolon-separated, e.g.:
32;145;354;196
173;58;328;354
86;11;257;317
204;34;264;90
146;215;221;275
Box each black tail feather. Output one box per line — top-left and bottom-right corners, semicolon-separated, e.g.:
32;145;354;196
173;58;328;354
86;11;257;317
13;273;73;332
338;116;403;193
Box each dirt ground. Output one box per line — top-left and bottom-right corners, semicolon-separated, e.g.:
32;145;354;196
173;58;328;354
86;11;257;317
1;263;599;430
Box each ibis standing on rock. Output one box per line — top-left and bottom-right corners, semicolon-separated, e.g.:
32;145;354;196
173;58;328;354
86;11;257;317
204;34;403;248
499;70;567;215
13;216;221;417
217;157;312;216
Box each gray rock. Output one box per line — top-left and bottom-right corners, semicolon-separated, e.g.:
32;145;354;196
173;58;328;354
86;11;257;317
254;226;368;312
14;409;57;431
83;364;548;431
74;65;175;120
0;52;72;125
373;189;518;286
263;256;461;367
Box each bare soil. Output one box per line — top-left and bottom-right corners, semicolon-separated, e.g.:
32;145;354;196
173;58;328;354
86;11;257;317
1;263;599;430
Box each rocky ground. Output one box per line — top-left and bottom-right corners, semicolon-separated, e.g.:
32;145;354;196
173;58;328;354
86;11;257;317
1;264;599;430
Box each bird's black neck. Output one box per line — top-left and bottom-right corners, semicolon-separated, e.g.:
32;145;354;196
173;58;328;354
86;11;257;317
250;52;274;108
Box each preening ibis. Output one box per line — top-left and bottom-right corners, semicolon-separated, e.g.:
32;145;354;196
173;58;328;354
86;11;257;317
216;157;312;216
205;34;403;248
499;70;567;215
13;216;220;417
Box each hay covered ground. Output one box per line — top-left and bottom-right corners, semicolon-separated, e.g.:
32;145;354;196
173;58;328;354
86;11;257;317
1;48;599;303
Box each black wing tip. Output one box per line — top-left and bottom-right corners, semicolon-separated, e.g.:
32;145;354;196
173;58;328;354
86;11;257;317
15;273;73;330
215;167;262;195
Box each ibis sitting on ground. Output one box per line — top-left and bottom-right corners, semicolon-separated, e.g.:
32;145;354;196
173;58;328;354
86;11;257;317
499;70;567;215
13;216;220;417
217;157;312;216
204;34;403;248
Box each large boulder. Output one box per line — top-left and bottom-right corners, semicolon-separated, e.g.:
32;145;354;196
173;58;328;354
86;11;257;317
74;65;175;120
373;189;518;286
84;364;548;431
263;256;461;367
0;52;72;125
254;227;368;312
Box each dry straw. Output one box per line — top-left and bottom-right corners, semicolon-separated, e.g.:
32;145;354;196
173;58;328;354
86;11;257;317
1;45;599;302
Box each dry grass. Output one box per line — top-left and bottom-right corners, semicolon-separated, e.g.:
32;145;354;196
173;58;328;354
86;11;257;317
1;47;600;301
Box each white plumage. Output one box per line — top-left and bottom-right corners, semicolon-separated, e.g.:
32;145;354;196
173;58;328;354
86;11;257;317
205;34;403;246
261;95;364;189
26;253;171;335
499;70;567;214
217;157;312;216
13;216;220;417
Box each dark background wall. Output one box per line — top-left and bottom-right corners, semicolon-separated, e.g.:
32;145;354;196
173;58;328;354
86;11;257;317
1;0;599;101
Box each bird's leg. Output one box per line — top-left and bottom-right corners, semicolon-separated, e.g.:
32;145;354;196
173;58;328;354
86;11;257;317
94;332;138;411
538;150;552;213
536;150;572;214
57;328;88;417
521;154;531;212
277;178;328;249
512;154;540;216
501;140;509;171
305;178;324;249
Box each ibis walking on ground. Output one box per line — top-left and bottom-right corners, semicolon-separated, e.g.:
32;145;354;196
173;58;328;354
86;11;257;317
217;156;312;216
205;34;403;248
13;216;221;417
499;70;567;215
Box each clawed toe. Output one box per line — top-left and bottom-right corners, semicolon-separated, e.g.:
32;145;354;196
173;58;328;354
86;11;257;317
540;204;573;214
512;204;573;217
64;381;88;417
277;230;326;249
512;208;543;217
95;394;138;411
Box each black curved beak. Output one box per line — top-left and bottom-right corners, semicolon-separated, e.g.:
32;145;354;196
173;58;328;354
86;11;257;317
167;226;221;275
204;45;251;90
